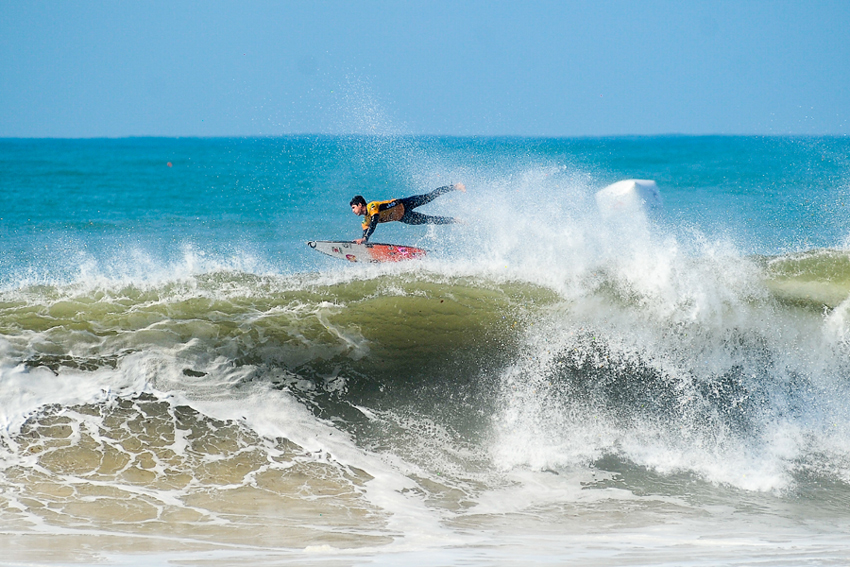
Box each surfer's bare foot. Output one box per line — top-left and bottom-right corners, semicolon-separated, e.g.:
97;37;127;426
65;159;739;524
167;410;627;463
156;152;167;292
454;183;466;192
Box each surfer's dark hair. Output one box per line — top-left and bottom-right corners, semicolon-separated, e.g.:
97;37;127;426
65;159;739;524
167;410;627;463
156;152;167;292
350;195;367;207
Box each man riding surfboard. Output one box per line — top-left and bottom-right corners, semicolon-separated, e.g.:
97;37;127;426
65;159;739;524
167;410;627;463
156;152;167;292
350;183;465;244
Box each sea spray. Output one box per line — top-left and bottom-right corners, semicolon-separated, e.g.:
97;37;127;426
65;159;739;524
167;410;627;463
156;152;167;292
3;135;850;564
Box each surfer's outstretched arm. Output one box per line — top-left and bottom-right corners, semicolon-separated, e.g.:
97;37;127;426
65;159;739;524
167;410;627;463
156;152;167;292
355;214;380;243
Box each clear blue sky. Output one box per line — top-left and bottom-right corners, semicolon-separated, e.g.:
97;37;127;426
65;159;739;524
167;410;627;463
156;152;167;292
2;0;848;138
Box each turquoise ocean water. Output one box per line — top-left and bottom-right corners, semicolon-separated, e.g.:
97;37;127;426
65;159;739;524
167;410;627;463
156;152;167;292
2;135;850;565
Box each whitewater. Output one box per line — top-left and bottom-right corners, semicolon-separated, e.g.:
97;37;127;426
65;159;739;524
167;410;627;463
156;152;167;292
2;135;850;565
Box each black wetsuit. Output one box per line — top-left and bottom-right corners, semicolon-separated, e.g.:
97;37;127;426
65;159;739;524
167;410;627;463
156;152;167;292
361;185;460;241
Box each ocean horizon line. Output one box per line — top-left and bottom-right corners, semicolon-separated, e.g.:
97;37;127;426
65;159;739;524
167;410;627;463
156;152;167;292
2;132;848;142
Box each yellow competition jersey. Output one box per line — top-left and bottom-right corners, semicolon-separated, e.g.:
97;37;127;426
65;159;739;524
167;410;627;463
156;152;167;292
362;199;405;230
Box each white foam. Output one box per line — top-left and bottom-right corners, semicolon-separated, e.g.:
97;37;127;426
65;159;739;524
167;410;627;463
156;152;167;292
595;178;663;216
0;360;152;438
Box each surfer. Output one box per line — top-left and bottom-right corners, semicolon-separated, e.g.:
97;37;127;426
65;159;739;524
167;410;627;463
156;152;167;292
350;183;465;243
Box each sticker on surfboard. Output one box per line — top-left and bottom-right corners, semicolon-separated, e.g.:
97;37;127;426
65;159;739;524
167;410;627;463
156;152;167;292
307;241;427;263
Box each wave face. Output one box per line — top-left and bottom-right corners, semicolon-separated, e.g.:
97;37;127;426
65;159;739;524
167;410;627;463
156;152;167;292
3;136;850;563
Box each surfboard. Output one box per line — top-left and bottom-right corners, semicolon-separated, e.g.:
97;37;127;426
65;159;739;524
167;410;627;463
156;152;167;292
307;241;427;263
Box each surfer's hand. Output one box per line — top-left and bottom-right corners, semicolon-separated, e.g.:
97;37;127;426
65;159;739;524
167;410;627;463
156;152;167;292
454;183;466;192
354;238;366;244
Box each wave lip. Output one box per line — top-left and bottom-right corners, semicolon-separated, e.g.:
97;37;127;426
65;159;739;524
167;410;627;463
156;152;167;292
762;248;850;309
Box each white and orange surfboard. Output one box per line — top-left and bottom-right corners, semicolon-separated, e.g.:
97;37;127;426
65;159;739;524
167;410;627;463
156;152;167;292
307;241;427;263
